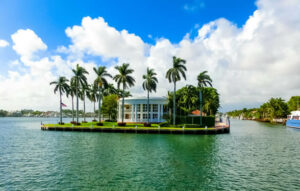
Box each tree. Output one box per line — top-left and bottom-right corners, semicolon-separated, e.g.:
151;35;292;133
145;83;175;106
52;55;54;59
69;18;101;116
80;84;90;122
71;64;89;124
68;80;76;122
142;68;158;123
87;84;99;121
197;71;213;125
102;94;118;121
166;56;187;125
113;63;135;123
201;87;220;115
287;96;300;112
93;66;112;122
50;76;70;124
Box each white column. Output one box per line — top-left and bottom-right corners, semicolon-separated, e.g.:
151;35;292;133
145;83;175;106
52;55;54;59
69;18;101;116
158;104;161;122
135;104;137;122
131;104;134;122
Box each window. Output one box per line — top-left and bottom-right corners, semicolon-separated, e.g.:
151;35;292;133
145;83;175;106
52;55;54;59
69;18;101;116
153;104;158;112
153;114;158;119
143;113;148;119
125;114;130;119
137;114;141;119
137;104;141;112
142;104;148;112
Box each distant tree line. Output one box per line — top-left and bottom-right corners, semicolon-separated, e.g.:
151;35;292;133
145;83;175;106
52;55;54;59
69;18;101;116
227;96;300;120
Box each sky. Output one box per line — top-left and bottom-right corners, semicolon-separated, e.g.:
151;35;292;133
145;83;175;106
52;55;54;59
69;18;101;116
0;0;299;112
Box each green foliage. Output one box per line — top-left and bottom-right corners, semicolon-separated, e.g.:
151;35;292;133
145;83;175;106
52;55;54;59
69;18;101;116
287;96;300;112
171;116;215;127
227;96;297;120
101;94;118;121
167;85;220;116
0;110;8;117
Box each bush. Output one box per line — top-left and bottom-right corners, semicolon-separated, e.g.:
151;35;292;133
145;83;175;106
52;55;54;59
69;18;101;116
118;122;126;126
171;116;215;127
92;119;97;122
105;119;117;122
96;122;103;126
74;122;81;126
58;122;65;125
159;122;170;127
144;123;151;127
70;121;76;124
82;121;88;123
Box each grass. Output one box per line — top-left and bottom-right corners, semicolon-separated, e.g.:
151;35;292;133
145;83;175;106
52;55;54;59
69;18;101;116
44;121;215;130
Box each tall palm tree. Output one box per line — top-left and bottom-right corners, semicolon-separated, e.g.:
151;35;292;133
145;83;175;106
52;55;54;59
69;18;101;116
113;63;135;123
87;83;99;121
93;66;112;122
71;64;89;124
142;68;158;124
197;71;212;125
68;79;76;122
166;56;187;125
80;84;90;122
197;71;212;88
50;76;70;124
103;83;118;96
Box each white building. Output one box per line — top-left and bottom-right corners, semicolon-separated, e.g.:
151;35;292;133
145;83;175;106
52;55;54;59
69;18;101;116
118;97;168;123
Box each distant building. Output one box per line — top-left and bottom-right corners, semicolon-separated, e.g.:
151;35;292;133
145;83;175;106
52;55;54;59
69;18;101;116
118;97;168;123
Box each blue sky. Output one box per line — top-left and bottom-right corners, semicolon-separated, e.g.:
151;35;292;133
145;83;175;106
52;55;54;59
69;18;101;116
0;0;255;49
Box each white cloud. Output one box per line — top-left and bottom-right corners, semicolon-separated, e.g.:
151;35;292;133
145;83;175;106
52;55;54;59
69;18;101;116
11;29;47;60
183;0;205;12
0;39;9;47
0;0;299;112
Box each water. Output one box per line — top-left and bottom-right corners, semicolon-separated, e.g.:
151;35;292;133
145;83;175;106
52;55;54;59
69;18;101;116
0;118;300;190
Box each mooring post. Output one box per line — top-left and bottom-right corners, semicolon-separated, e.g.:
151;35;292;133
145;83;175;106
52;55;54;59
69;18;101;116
113;125;115;128
135;125;137;129
158;125;160;129
205;126;207;129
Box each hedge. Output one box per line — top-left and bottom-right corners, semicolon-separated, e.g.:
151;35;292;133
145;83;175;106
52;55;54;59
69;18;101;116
170;116;215;127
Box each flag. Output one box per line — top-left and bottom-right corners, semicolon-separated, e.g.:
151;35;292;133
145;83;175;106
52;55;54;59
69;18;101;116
61;102;67;107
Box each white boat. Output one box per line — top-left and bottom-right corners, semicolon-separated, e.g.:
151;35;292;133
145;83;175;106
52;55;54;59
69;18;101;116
286;111;300;128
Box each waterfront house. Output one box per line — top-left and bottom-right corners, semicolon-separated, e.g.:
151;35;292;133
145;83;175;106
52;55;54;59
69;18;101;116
118;97;168;123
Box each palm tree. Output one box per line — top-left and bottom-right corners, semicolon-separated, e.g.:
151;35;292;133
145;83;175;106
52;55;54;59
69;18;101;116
87;83;99;121
197;71;212;125
103;83;118;96
71;64;89;124
80;84;90;122
197;71;212;88
113;63;135;123
93;66;112;122
142;68;158;124
166;56;187;125
50;76;70;124
68;79;76;122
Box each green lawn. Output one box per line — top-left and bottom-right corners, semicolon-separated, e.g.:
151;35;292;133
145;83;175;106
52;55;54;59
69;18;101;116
44;121;215;130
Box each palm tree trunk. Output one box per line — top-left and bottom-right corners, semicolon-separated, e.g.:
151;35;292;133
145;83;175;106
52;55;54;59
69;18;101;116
122;86;125;123
59;88;62;124
173;82;176;125
93;101;96;121
83;93;86;122
98;87;101;122
76;79;79;123
199;89;202;126
147;90;150;124
72;96;74;122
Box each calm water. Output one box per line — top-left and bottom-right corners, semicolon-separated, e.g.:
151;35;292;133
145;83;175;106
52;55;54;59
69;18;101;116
0;118;300;190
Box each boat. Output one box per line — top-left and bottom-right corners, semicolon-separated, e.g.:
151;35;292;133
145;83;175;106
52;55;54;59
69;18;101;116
286;111;300;128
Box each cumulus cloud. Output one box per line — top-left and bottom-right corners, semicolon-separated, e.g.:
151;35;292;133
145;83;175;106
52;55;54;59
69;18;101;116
0;39;9;47
11;29;47;60
0;0;299;112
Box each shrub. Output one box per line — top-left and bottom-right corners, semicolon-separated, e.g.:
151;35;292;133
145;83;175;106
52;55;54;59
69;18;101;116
105;119;117;122
58;122;65;125
74;122;81;126
171;116;215;127
82;121;88;123
96;122;103;126
159;122;170;127
70;121;76;124
144;123;151;127
92;119;97;122
118;122;126;126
